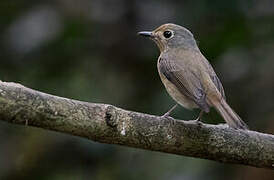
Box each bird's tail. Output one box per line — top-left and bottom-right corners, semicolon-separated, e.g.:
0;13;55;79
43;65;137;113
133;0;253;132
211;98;248;130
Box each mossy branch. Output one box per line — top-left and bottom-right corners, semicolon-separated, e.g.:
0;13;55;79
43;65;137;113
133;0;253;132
0;81;273;169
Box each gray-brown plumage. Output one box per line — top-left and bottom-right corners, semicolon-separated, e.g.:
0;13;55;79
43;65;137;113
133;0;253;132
138;23;248;129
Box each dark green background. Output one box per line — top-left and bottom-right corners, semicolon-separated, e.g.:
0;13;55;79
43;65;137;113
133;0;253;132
1;0;274;179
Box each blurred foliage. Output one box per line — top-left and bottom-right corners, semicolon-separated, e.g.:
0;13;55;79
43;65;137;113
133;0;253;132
1;0;274;179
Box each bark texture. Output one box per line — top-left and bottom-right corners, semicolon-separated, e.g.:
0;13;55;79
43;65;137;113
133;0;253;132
0;81;273;169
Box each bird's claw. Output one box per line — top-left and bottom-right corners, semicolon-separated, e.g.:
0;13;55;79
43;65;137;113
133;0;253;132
160;114;176;126
160;114;174;120
188;118;203;125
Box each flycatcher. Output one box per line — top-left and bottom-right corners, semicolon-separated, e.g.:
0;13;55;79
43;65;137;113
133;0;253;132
138;23;248;129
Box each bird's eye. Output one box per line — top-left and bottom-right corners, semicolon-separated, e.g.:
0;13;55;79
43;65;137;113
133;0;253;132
163;30;173;39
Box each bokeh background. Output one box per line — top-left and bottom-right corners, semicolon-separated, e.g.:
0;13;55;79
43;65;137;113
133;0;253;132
1;0;274;179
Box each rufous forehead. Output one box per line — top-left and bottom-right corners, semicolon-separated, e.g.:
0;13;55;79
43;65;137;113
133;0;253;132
154;23;176;32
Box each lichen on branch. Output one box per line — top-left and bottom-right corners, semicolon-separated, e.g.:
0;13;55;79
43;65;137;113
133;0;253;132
0;81;274;169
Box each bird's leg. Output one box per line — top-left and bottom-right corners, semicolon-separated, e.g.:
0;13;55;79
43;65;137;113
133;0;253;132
194;110;204;122
161;104;178;118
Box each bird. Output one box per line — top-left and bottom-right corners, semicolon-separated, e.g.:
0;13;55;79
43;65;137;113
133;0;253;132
138;23;248;129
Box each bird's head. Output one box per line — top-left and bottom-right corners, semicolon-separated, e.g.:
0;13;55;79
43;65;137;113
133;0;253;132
138;23;198;52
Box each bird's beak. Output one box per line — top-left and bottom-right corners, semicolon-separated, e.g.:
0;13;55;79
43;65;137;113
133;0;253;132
138;31;153;37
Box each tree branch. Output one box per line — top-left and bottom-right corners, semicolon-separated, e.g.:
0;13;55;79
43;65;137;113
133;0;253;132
0;81;273;169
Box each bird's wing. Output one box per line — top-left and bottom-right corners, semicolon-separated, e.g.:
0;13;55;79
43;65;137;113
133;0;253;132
206;62;226;100
158;56;210;112
209;72;226;100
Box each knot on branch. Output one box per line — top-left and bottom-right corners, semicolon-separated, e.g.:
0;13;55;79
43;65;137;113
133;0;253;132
105;105;118;128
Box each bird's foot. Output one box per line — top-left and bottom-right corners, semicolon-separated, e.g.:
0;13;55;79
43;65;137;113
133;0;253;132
160;113;174;120
160;113;176;126
161;104;178;119
188;116;203;125
194;116;201;122
162;111;172;118
188;111;203;125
